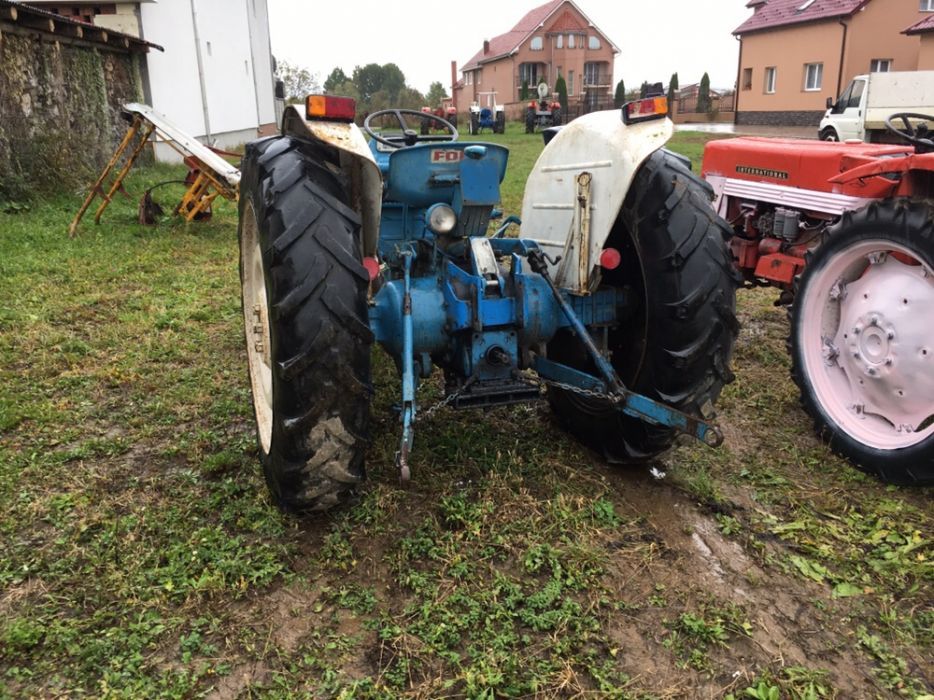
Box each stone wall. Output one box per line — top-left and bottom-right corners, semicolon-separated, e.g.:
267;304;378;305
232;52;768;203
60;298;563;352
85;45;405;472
0;31;144;201
735;110;825;128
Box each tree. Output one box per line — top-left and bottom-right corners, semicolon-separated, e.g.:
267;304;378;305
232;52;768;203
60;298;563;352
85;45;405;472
278;61;319;103
614;80;626;108
639;81;649;99
380;63;406;102
323;67;347;93
555;74;568;113
697;72;711;113
521;80;529;101
426;81;448;108
353;62;407;105
667;72;679;115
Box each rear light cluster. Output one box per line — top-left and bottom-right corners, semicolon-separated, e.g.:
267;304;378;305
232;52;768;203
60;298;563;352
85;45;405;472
306;94;356;122
622;97;668;125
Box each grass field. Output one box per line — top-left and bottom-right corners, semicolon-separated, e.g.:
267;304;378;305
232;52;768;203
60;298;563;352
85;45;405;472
0;123;931;699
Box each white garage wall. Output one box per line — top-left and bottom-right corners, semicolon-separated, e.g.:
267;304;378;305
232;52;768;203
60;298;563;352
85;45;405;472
139;0;276;160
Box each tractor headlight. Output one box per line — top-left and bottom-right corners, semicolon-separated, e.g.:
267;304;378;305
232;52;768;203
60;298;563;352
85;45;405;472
427;204;457;234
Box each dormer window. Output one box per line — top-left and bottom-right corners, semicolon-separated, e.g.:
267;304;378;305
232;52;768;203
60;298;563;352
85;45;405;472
530;36;543;51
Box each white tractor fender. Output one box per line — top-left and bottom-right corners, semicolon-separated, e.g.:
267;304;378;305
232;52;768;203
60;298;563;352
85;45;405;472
281;105;382;257
520;110;674;291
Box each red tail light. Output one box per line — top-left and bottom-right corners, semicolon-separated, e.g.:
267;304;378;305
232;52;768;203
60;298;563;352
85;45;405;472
622;97;668;125
306;95;356;122
599;247;622;270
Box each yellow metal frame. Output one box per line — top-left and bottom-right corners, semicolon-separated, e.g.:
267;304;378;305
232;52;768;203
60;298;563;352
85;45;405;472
69;114;239;236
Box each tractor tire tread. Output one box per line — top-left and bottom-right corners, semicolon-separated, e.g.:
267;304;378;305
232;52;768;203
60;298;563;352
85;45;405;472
239;135;371;512
548;149;739;463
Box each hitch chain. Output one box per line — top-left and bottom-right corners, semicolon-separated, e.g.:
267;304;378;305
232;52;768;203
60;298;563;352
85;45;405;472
517;370;622;403
416;387;464;423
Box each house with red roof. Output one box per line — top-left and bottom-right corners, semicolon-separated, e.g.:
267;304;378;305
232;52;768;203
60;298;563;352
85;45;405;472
453;0;619;117
904;13;934;68
735;0;932;126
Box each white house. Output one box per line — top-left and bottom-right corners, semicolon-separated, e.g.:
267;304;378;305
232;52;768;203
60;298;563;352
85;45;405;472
32;0;277;161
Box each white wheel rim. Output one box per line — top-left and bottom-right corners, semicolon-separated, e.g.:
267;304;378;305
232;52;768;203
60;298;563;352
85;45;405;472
800;238;934;450
241;202;274;454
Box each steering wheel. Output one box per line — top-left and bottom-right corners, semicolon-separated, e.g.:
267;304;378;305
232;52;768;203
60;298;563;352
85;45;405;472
364;109;458;148
884;112;934;151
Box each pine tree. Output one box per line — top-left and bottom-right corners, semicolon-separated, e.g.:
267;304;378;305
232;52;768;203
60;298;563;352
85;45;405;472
614;80;626;108
667;72;679;114
555;74;568;113
697;72;711;113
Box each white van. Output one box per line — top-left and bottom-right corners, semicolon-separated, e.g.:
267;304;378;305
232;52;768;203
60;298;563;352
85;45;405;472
818;71;934;142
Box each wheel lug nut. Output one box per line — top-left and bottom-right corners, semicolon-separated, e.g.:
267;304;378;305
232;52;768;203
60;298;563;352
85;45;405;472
885;358;893;366
870;316;879;326
887;331;895;340
868;368;876;376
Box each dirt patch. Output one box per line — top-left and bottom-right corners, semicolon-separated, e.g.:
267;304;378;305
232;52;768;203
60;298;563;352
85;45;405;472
600;469;891;697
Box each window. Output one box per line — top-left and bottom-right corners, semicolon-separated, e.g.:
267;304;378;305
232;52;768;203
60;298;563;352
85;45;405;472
568;70;574;95
847;78;865;107
742;67;753;90
568;34;576;48
530;36;543;51
870;58;892;72
476;69;482;86
466;72;473;86
764;66;776;93
584;62;605;86
556;34;563;48
804;62;823;91
922;0;934;11
588;35;601;50
519;62;543;87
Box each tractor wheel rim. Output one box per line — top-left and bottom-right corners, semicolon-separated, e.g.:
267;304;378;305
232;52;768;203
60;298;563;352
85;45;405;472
801;238;934;450
241;202;274;454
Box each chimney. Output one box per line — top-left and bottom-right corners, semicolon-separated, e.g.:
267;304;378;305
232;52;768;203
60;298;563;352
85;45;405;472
451;60;458;112
483;40;490;54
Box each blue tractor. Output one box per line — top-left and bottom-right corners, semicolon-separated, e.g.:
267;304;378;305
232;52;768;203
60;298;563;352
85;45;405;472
238;98;739;511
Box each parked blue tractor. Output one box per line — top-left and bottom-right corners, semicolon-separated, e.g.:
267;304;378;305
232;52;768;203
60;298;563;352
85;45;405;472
238;97;739;511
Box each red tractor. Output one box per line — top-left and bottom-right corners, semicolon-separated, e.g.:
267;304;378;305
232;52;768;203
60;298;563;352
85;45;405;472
701;113;934;486
525;83;562;133
420;103;458;134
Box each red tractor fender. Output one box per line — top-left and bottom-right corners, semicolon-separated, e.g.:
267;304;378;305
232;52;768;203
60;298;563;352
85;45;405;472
829;151;934;196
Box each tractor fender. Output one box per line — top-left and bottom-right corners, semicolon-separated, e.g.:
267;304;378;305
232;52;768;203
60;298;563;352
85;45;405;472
520;110;674;290
281;105;382;256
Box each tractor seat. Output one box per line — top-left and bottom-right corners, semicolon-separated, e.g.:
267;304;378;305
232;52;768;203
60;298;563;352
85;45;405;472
384;142;509;207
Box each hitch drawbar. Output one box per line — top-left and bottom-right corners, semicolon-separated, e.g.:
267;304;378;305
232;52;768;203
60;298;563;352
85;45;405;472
526;250;724;448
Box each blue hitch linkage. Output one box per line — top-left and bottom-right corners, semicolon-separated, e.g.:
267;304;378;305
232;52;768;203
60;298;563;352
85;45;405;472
526;249;723;447
397;249;417;482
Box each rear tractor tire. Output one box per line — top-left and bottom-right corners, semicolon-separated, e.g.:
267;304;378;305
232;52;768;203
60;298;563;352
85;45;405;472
525;108;535;134
238;136;373;511
790;200;934;485
547;149;740;463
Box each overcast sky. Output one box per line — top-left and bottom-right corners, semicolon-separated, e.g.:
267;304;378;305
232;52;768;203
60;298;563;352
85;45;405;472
267;1;752;94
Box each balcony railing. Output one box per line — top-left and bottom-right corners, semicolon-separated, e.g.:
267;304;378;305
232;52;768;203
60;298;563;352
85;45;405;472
582;73;612;88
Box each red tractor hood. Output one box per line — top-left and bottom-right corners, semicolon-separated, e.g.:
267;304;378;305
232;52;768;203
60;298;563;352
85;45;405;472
701;137;911;198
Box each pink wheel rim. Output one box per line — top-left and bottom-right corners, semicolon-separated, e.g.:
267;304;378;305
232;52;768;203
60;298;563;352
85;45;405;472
799;239;934;450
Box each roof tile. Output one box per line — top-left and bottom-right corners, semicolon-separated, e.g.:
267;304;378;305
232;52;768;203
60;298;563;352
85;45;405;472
904;13;934;34
462;0;563;70
734;0;867;35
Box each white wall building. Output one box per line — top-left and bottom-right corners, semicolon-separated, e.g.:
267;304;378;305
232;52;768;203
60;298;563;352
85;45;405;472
33;0;277;161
